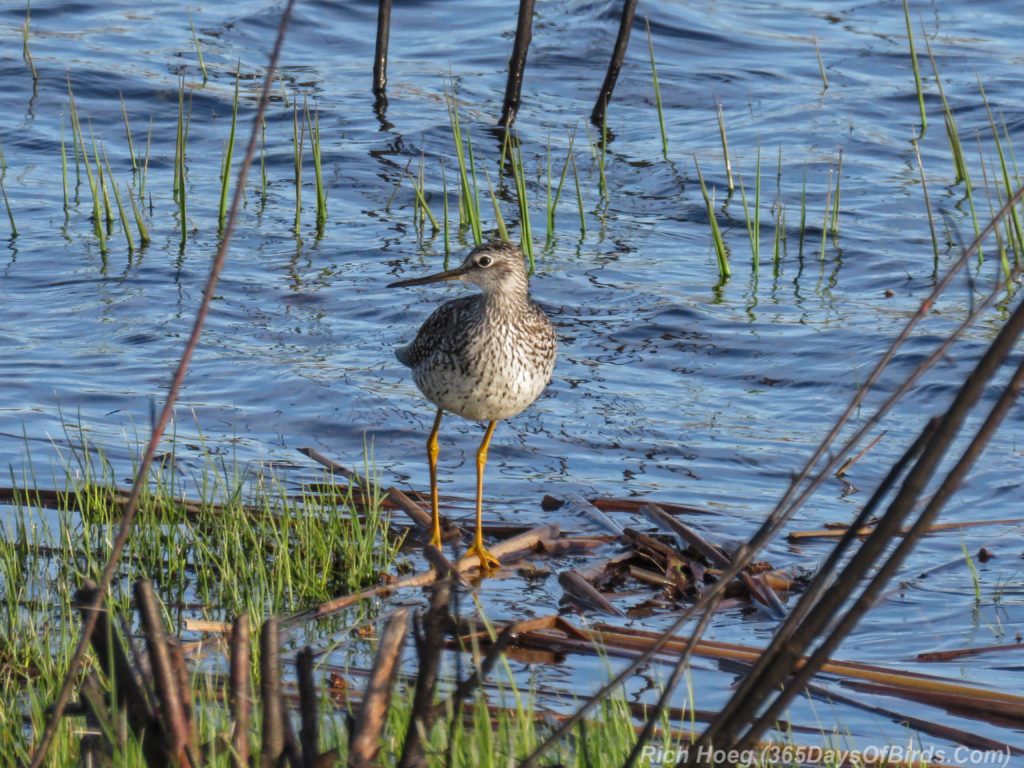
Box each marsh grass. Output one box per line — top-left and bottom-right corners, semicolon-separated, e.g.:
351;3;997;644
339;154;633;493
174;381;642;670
0;435;399;761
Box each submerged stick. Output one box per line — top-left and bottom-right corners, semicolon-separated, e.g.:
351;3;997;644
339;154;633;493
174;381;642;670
591;0;638;128
373;0;392;101
228;614;252;768
349;609;410;767
499;0;535;128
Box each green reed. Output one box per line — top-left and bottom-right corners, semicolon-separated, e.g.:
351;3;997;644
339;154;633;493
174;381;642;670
571;149;586;237
411;154;439;233
67;82;105;252
830;147;842;236
484;168;510;244
119;92;137;171
798;164;807;257
441;157;451;255
924;30;981;259
218;70;240;234
309;102;327;233
911;139;940;264
0;143;16;238
544;130;575;247
100;145;134;254
737;146;762;269
507;133;534;268
189;12;208;84
444;80;482;243
174;80;188;247
980;80;1023;262
292;99;304;233
60;118;69;214
902;0;927;138
645;18;669;160
815;38;828;90
693;156;730;279
22;1;37;82
716;103;734;192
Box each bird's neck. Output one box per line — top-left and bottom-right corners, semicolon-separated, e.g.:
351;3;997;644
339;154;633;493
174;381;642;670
481;286;530;310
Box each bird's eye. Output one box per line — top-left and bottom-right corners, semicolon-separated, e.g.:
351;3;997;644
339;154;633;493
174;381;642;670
477;255;493;267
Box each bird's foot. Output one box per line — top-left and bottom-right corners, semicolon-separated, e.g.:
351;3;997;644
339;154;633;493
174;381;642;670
467;541;500;571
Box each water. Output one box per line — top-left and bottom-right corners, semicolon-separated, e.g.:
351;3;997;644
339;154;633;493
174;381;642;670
1;0;1023;753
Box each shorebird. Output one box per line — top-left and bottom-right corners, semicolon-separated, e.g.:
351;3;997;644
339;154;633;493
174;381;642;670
389;241;557;569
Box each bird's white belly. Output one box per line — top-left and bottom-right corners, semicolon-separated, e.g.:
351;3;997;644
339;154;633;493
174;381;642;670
414;334;553;421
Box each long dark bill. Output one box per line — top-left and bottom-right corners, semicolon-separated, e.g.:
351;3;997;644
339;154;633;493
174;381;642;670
387;263;472;288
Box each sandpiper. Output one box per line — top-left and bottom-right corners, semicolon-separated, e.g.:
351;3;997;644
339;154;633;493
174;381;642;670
389;242;557;569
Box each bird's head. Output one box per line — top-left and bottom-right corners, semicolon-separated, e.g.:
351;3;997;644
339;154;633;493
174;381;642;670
388;242;529;297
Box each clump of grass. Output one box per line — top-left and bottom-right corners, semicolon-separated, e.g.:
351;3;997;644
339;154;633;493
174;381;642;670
1;435;401;761
645;18;669;160
693;156;730;280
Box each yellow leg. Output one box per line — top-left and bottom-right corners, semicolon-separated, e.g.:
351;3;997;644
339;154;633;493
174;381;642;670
427;408;443;548
469;420;500;570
